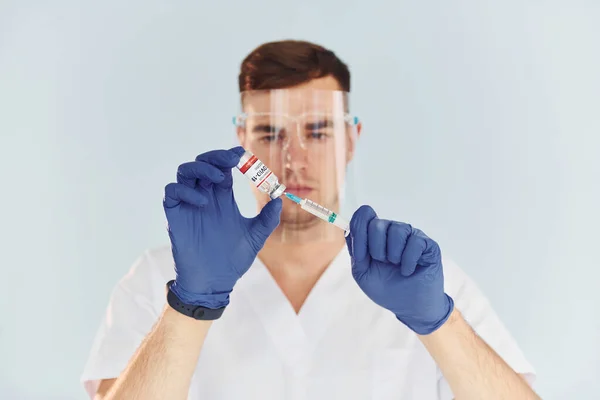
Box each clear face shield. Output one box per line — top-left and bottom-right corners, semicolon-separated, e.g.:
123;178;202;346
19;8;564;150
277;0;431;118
233;89;360;244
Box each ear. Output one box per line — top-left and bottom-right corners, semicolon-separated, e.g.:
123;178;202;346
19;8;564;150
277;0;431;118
346;121;362;163
236;126;246;146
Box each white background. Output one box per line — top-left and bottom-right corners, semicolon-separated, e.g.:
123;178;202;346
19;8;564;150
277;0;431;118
0;1;599;399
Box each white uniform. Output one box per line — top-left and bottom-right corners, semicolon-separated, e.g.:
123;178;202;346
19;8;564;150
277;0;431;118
81;246;535;399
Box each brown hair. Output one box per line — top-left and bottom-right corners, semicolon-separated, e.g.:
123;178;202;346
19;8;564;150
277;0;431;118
238;40;350;92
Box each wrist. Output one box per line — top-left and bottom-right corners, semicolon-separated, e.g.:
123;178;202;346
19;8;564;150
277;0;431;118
170;280;231;309
163;304;215;329
417;307;461;338
167;281;228;320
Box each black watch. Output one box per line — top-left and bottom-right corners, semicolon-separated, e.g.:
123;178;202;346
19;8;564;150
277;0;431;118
166;280;226;320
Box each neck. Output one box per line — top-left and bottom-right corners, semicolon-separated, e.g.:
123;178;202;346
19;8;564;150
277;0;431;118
259;236;346;273
260;213;346;270
257;226;346;313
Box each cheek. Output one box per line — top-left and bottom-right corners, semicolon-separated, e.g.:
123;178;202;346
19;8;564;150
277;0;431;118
265;159;285;179
313;158;343;186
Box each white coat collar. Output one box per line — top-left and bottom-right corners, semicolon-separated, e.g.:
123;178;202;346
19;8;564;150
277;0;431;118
236;247;359;370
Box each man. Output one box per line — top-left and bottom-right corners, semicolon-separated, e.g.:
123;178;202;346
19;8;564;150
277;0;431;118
81;40;539;399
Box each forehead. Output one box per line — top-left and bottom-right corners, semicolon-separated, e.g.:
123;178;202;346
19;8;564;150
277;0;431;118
241;89;348;115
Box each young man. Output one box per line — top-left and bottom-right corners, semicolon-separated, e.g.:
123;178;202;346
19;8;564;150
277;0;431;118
81;40;539;399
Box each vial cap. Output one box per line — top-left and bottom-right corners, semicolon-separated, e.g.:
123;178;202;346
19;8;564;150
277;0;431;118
270;183;286;199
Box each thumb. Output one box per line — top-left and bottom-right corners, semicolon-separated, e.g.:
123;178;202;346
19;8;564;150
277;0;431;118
250;197;283;242
348;205;377;279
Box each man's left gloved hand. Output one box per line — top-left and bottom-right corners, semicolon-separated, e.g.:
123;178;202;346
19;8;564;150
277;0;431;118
345;205;454;335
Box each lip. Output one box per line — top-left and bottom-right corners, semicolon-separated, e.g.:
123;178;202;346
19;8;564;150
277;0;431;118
285;186;314;197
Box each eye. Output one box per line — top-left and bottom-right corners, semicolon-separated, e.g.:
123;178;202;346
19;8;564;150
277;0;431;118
308;131;329;140
259;134;278;143
258;130;286;143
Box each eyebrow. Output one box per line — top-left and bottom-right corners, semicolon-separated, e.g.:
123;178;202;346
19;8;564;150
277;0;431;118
252;124;282;133
305;120;333;130
251;119;333;133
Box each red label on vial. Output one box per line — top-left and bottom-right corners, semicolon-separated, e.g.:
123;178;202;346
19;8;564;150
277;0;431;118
239;155;258;173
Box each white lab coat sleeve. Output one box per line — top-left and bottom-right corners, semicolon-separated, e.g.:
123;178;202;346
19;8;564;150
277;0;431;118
80;250;168;399
437;260;537;400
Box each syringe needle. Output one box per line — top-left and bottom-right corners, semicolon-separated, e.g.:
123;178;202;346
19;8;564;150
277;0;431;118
284;192;303;204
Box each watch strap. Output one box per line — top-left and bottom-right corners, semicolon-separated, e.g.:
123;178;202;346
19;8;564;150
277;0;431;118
166;280;226;320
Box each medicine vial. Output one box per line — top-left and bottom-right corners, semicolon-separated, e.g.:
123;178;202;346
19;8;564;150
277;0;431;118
237;151;286;199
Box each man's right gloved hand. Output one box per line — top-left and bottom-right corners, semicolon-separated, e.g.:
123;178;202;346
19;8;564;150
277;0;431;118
163;147;282;309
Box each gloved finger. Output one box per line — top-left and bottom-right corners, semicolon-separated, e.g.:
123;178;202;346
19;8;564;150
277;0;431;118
195;148;242;168
163;182;208;209
228;146;246;158
345;231;354;258
177;161;225;188
416;231;441;267
399;231;427;277
368;218;391;262
249;198;283;248
387;222;411;264
217;146;247;190
348;205;377;274
195;147;244;189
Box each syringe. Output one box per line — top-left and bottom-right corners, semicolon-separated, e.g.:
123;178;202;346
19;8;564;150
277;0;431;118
284;193;350;236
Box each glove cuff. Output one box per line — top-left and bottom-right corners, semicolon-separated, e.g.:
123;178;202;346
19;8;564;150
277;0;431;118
169;280;231;309
397;294;455;335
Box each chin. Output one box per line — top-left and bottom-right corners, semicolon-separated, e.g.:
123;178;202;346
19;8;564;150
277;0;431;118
280;207;310;223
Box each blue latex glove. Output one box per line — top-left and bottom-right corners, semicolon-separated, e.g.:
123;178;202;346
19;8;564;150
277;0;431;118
163;147;282;309
346;206;454;335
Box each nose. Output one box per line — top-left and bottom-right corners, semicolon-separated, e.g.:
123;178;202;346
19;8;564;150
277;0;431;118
283;134;308;173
